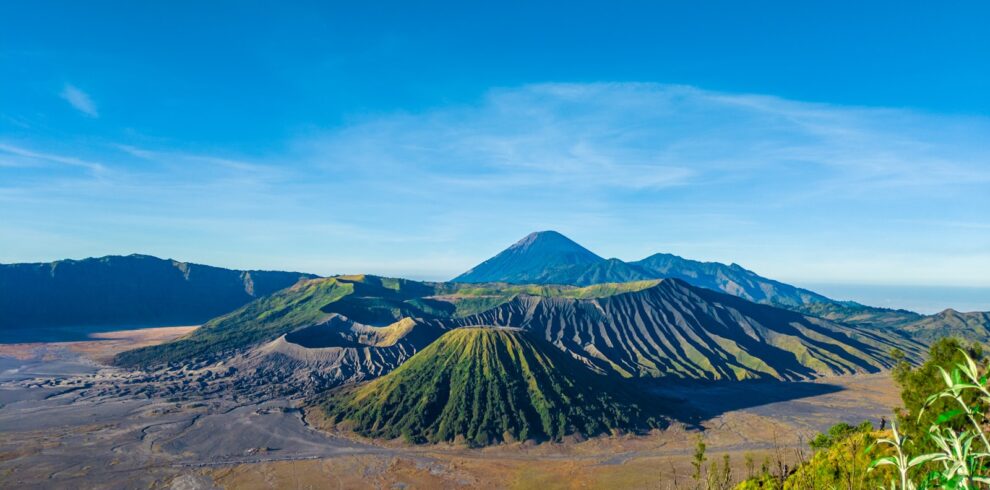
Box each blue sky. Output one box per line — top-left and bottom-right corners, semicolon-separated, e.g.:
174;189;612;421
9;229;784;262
2;2;989;310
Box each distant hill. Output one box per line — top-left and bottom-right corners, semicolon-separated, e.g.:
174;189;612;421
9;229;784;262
900;309;990;345
452;231;922;327
0;255;316;331
319;328;665;446
117;275;923;383
630;252;828;307
793;302;923;330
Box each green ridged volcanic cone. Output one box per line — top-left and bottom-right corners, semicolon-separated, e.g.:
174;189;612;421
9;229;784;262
320;327;666;446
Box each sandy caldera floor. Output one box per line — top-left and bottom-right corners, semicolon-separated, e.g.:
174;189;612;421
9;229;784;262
0;326;902;489
0;326;198;364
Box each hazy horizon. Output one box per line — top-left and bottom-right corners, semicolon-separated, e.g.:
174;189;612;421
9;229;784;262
4;243;988;315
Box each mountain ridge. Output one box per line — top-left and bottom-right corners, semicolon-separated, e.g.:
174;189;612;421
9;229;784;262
451;231;923;327
0;254;317;331
440;278;924;381
900;309;990;345
116;274;925;384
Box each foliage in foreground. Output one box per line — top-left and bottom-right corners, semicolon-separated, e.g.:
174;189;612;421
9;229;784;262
789;425;892;489
734;337;990;489
892;338;986;455
870;345;990;489
734;420;893;490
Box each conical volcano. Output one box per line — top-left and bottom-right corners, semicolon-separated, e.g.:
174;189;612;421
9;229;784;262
452;231;608;284
320;327;665;446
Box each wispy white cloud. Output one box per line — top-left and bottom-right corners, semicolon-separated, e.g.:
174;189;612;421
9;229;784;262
0;143;106;173
114;144;158;160
296;83;990;202
112;144;292;191
271;83;990;284
59;84;99;117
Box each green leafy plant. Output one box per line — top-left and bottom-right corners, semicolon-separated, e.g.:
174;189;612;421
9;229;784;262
870;348;990;489
869;422;939;489
892;339;985;455
735;341;990;490
921;352;990;452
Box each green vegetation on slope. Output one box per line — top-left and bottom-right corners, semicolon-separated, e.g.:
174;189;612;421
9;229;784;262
794;301;922;330
788;423;890;490
112;274;671;367
899;309;990;345
447;280;923;381
116;273;921;384
432;279;662;317
320;328;665;446
115;277;353;366
116;275;658;366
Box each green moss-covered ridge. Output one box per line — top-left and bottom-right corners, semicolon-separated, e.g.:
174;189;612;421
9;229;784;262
320;327;665;446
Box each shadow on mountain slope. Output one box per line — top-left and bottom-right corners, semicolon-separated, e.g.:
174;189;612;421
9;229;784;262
654;379;846;426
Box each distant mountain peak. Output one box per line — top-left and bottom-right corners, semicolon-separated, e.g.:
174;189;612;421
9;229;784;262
518;229;561;240
452;231;603;284
451;232;854;316
510;230;596;254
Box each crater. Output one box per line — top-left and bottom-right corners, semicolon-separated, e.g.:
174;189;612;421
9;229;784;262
284;315;418;349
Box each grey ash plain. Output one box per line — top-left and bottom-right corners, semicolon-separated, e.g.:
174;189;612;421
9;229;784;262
0;345;895;489
0;349;400;489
